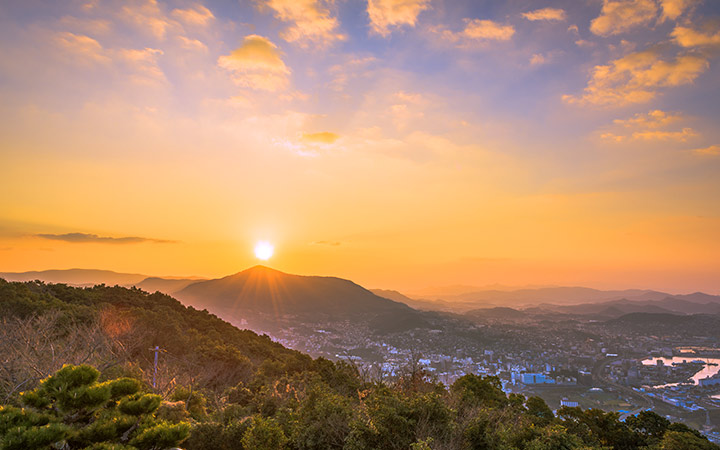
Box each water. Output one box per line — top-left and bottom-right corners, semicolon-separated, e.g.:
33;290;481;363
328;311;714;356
642;357;720;385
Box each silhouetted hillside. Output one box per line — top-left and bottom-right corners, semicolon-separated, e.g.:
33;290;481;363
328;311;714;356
176;266;427;333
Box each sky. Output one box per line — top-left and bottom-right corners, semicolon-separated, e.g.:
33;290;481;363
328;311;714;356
1;0;720;293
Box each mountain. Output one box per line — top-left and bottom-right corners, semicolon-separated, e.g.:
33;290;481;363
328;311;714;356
133;276;204;295
370;289;458;312
175;266;427;333
0;268;149;286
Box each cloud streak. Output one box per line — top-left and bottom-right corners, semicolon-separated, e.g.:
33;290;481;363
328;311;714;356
35;233;177;244
522;8;566;22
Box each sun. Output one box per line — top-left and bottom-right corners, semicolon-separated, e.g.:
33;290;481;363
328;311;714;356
254;241;274;261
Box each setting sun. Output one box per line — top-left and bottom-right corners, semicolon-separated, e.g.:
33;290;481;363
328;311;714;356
254;241;274;261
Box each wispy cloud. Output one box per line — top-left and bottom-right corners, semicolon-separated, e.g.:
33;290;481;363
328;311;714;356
522;8;566;22
693;145;720;156
312;240;341;246
35;233;177;244
302;131;340;144
599;110;698;142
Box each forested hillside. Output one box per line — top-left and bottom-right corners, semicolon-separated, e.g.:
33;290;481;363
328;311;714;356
1;279;717;450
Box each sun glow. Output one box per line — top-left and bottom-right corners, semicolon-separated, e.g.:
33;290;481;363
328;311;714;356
254;241;274;260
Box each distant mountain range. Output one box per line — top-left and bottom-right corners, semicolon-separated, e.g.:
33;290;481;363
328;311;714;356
2;268;719;323
0;269;204;294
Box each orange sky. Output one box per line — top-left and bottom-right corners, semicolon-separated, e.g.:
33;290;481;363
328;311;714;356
1;0;719;293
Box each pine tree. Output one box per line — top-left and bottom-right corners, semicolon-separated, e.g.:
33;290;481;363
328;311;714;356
0;364;189;450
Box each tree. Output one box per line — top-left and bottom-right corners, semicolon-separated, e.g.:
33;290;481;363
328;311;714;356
525;396;554;427
241;416;288;450
0;364;189;450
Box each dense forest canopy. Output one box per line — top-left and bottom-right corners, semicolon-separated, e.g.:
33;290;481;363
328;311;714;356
1;278;717;450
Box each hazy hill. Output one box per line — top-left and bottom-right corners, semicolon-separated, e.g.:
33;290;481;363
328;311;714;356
176;266;427;333
133;276;204;295
370;288;458;312
0;268;149;286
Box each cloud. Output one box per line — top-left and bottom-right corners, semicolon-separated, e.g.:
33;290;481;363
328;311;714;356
613;109;683;128
117;47;167;85
367;0;430;37
433;19;515;45
530;54;546;66
177;35;208;52
660;0;696;21
53;32;110;66
171;4;214;27
35;233;176;244
262;0;345;47
522;8;566;22
590;0;658;36
672;26;720;47
600;110;698;142
218;35;290;91
311;240;341;246
692;145;720;156
121;0;172;40
463;19;515;41
301;131;340;144
563;49;709;106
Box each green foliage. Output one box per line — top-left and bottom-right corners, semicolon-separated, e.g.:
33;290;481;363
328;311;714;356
292;383;353;449
0;365;188;450
451;374;508;410
241;415;288;450
525;396;555;427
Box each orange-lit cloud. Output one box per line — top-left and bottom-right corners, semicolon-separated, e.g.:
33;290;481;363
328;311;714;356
218;35;290;91
120;0;171;40
53;32;110;66
263;0;345;47
171;4;214;27
614;110;683;128
463;19;515;41
600;110;698;142
672;25;720;47
301;131;340;144
432;19;515;45
590;0;658;36
660;0;696;21
693;145;720;156
367;0;430;36
522;8;566;22
564;49;709;106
